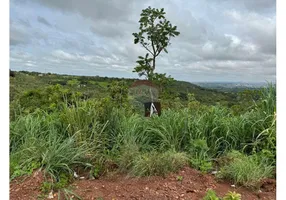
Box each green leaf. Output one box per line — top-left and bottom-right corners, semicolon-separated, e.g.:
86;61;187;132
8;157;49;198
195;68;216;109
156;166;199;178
132;6;180;79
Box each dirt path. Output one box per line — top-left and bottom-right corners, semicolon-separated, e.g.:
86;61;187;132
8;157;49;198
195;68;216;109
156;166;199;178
10;167;276;200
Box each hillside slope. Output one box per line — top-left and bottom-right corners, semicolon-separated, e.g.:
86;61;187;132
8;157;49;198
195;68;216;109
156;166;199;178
10;71;237;105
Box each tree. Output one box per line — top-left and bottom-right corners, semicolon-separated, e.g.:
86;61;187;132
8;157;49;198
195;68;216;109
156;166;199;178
67;79;80;87
151;72;174;92
107;81;129;106
132;6;180;80
10;69;15;77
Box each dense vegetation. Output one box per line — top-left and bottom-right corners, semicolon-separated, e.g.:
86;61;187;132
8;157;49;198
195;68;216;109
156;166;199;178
10;71;238;105
9;71;276;197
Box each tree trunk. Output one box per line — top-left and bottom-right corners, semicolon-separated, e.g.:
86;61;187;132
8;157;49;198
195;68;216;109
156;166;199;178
148;55;156;80
152;55;156;71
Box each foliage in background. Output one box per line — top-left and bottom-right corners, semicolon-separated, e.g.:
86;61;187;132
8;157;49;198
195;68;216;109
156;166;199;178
107;80;129;107
18;84;82;114
67;79;80;87
9;71;241;108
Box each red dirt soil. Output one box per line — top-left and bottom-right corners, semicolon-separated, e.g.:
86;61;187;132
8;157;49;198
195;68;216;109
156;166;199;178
10;169;44;200
10;167;276;200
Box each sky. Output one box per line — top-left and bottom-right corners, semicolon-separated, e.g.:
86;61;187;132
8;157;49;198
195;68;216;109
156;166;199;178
10;0;276;83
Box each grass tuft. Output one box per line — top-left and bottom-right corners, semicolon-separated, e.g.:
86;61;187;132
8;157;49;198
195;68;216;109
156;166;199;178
217;151;274;188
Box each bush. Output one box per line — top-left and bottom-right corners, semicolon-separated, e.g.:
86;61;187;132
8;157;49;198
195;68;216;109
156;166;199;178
10;155;41;180
67;79;80;87
41;172;71;193
203;189;220;200
203;190;241;200
223;191;241;200
18;84;82;113
107;80;129;108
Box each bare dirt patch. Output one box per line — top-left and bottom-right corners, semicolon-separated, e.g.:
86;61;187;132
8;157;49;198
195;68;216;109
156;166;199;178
10;167;276;200
10;170;44;200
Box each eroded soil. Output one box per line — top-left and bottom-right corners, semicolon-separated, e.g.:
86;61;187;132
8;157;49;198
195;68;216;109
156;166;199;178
10;167;276;200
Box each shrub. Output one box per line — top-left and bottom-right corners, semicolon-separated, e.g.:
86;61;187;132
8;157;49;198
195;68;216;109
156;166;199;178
223;191;241;200
203;189;220;200
203;190;241;200
107;80;129;107
41;172;71;193
10;155;41;180
18;84;82;113
67;79;80;87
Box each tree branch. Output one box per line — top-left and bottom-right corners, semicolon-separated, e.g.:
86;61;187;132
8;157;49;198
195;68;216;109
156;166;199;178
142;43;154;56
156;46;163;57
155;35;171;56
151;40;156;57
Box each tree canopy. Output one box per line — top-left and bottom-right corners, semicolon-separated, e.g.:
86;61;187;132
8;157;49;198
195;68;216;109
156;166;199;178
132;6;180;80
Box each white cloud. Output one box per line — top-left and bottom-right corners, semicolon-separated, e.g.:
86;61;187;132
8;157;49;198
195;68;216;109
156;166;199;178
224;9;276;55
10;0;276;82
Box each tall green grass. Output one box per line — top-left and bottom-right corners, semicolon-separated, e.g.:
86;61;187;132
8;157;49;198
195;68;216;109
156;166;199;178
10;112;95;180
217;151;274;188
131;150;188;176
9;84;276;187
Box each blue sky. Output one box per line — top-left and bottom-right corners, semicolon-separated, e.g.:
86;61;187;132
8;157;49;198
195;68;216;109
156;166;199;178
10;0;276;82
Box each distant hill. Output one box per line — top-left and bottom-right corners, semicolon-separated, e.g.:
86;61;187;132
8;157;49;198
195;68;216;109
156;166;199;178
194;82;268;93
10;70;239;106
168;81;237;105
